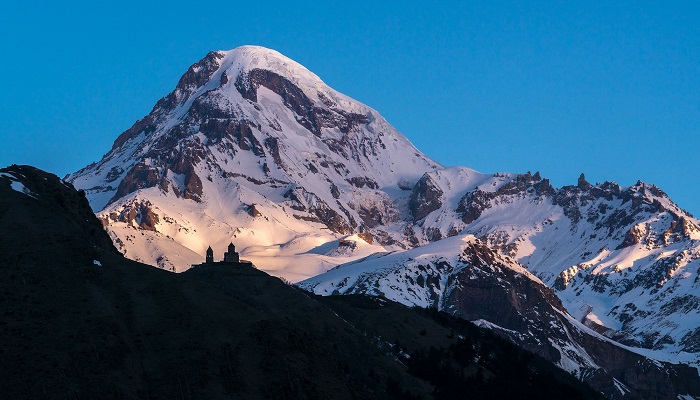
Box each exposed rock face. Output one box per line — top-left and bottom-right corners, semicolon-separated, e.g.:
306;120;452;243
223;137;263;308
616;224;644;249
102;198;160;231
456;189;490;224
668;216;700;241
199;119;265;156
235;68;369;138
347;176;379;189
456;172;555;224
356;232;373;244
182;165;203;202
247;203;263;218
409;174;443;222
348;191;399;230
444;243;570;364
578;172;592;189
111;162;160;203
283;185;355;234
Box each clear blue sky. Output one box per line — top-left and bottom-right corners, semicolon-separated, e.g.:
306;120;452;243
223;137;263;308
1;1;698;214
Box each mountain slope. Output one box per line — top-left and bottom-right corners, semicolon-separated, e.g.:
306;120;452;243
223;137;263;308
300;234;700;399
0;164;606;400
395;170;700;359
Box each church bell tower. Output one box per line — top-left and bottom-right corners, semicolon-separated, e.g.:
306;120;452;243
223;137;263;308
206;246;214;264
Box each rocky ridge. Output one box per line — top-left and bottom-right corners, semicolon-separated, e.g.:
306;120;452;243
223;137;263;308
300;235;700;399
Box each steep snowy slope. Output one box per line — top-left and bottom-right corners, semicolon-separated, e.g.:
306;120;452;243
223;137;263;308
403;171;700;355
299;234;700;399
305;169;700;366
68;46;439;278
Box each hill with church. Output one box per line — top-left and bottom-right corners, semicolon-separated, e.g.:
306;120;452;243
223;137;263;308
0;164;606;399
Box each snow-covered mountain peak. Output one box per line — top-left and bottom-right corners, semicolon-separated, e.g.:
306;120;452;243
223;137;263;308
68;45;442;278
219;45;326;91
69;45;440;211
176;45;378;126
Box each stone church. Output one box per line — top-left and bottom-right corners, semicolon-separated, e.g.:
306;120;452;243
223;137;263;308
196;241;252;268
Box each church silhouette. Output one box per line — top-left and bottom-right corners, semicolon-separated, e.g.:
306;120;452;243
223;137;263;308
194;241;253;268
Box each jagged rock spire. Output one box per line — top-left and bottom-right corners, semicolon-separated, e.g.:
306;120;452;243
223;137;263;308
577;173;591;189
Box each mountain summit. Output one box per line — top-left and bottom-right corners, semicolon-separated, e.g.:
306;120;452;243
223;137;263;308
69;45;439;278
72;45;438;211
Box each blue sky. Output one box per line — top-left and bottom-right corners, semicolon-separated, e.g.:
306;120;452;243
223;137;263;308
1;1;698;214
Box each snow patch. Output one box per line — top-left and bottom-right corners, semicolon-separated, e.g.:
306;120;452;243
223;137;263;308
1;173;38;199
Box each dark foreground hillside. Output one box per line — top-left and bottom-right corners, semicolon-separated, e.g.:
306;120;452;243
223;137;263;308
0;165;602;399
317;295;605;400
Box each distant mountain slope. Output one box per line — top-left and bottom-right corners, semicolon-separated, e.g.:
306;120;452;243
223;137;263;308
0;164;605;400
305;165;700;367
395;170;700;359
299;234;700;399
